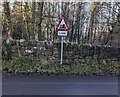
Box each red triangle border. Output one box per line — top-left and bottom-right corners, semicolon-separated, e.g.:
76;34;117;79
56;16;70;31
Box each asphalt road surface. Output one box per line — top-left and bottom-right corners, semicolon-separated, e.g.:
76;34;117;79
2;74;119;95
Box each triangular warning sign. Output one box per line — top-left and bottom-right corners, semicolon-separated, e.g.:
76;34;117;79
56;16;70;31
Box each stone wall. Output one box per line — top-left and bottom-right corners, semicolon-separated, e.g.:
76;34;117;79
2;39;120;64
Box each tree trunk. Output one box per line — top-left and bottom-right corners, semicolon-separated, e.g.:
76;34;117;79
3;2;12;39
31;1;36;40
38;2;44;41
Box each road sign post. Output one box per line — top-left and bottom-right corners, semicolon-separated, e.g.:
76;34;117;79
56;16;70;64
60;36;64;64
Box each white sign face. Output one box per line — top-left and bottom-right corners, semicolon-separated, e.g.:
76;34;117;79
58;31;67;36
58;19;67;29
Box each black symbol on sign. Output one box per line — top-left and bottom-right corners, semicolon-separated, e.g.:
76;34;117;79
60;24;65;28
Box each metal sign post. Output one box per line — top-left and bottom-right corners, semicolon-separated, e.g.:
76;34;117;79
60;36;64;64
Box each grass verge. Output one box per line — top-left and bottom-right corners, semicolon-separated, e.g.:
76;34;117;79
2;58;119;76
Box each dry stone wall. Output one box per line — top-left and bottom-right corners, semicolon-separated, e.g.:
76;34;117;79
2;39;120;64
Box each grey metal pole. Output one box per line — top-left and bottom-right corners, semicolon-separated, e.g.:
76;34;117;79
60;36;64;64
